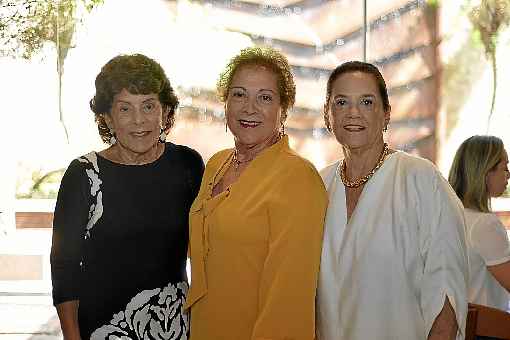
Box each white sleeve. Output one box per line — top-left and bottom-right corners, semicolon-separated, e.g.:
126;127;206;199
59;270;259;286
471;214;510;266
417;169;469;340
319;162;339;190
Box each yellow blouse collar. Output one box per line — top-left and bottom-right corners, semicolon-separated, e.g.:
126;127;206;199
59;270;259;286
207;134;290;190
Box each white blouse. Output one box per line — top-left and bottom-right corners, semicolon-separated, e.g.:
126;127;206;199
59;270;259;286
465;208;510;311
317;151;468;340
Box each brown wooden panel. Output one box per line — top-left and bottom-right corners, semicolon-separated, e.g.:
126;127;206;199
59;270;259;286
205;0;411;46
291;46;437;111
465;307;478;340
389;77;436;120
469;303;510;339
496;211;510;229
366;6;435;63
285;4;434;70
413;135;435;162
16;212;53;229
387;123;433;147
329;6;433;67
308;0;413;44
379;46;435;88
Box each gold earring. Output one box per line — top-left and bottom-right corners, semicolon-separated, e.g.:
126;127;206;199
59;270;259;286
324;113;332;132
224;109;228;133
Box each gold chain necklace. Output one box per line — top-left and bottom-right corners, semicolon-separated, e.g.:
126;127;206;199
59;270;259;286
338;143;389;188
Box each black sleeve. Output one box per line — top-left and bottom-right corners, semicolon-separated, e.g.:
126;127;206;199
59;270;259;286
177;145;205;201
50;159;89;306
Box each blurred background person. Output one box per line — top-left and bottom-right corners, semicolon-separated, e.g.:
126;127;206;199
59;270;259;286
186;46;327;340
51;54;204;339
449;135;510;313
317;61;468;340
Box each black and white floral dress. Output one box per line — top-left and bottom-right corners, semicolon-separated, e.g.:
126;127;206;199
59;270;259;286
50;143;204;339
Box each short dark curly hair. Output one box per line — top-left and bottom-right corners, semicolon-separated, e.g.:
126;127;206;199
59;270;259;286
90;54;179;144
217;46;296;122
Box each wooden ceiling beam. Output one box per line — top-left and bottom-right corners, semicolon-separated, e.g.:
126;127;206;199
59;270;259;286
199;0;425;47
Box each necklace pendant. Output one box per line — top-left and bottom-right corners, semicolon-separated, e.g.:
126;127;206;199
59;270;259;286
233;160;240;171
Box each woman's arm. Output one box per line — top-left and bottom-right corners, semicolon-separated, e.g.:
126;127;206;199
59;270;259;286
428;297;457;340
417;166;468;340
56;300;81;340
50;159;90;336
488;261;510;292
251;161;328;340
471;213;510;293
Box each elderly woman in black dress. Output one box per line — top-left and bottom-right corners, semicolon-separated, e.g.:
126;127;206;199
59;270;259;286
50;54;203;339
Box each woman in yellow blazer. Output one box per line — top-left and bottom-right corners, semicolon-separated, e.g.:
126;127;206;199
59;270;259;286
185;46;328;340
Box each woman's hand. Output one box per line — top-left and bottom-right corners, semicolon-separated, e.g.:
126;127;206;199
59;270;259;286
56;300;81;340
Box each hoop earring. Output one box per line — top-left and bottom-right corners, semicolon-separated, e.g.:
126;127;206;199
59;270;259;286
159;128;167;143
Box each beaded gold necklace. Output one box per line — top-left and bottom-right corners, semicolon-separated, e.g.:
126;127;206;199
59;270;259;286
338;143;389;188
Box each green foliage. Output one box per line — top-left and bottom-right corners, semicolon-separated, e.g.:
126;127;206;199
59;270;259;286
469;28;484;48
16;168;65;199
1;0;103;142
427;0;440;8
467;0;510;130
469;0;510;57
0;0;103;59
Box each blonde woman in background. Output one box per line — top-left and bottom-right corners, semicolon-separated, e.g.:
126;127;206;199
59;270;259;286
449;135;510;312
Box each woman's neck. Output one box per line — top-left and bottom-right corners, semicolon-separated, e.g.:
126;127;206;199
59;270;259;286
234;132;281;162
107;142;163;165
342;140;386;179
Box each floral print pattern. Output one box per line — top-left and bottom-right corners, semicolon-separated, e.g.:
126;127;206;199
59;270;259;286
90;281;189;340
78;152;103;239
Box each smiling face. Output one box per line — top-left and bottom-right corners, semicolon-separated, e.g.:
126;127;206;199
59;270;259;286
104;88;165;156
225;65;282;147
327;71;390;152
487;149;510;197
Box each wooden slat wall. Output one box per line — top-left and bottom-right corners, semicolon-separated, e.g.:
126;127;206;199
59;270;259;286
16;212;53;229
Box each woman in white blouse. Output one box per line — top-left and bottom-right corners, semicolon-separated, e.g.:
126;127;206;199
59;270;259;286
449;135;510;312
316;61;469;340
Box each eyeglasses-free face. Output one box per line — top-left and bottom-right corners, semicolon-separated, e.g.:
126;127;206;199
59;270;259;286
487;149;510;198
104;88;165;156
327;71;390;152
225;65;282;148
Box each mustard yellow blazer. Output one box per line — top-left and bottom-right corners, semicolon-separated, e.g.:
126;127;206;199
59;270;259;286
186;136;327;340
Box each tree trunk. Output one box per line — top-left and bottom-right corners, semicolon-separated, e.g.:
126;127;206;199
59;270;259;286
56;0;69;143
486;49;497;133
